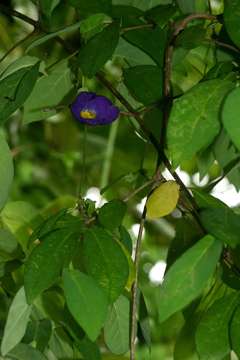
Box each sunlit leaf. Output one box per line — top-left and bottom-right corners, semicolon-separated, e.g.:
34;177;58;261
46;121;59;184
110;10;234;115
146;181;180;219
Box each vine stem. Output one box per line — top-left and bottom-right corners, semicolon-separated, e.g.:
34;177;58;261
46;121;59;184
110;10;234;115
0;30;36;65
130;206;146;360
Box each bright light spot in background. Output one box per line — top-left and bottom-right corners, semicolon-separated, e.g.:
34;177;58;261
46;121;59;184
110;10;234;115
211;178;240;207
192;173;209;187
130;223;145;239
149;260;167;285
84;187;107;208
136;197;147;213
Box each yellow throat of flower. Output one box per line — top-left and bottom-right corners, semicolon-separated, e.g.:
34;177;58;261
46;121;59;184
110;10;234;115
80;109;97;119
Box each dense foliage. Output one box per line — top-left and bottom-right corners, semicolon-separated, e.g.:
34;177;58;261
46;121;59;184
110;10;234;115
1;0;240;359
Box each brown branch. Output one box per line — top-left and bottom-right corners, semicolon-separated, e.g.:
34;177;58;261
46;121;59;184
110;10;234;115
215;39;240;54
160;13;216;147
0;4;38;27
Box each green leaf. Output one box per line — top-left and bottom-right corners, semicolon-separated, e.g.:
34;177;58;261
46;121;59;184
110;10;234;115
222;87;240;151
115;37;155;66
63;269;108;341
83;227;129;302
200;207;240;248
192;189;226;209
40;0;60;17
0;229;19;261
0;134;14;211
1;287;32;356
7;343;47;360
119;225;132;254
77;337;101;360
177;0;208;13
98;199;127;230
174;318;199;360
80;13;110;40
23;59;75;123
0;62;39;124
123;65;163;105
69;0;112;17
176;25;207;49
230;304;240;357
26;21;81;52
167;79;233;166
104;295;130;355
145;4;178;28
196;293;239;360
35;319;52;352
24;225;82;303
224;0;240;48
158;235;222;323
78;22;120;78
123;26;166;67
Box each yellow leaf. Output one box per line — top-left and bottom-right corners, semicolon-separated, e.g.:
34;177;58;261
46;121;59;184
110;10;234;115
146;181;180;219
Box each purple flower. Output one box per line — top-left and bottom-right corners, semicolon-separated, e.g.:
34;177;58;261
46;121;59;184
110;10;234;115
70;92;120;126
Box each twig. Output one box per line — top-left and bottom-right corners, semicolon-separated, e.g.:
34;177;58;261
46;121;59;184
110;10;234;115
130;206;147;360
121;23;153;34
123;179;156;202
0;30;36;64
0;4;38;28
215;39;240;54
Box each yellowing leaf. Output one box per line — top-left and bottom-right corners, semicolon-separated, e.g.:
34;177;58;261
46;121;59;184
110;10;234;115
146;181;180;219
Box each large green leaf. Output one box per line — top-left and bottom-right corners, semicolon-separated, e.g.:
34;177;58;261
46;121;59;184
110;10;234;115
224;0;240;48
200;207;240;248
177;0;208;13
222;87;240;151
123;65;163;105
69;0;112;17
7;343;47;360
230;303;240;357
83;227;129;302
158;235;222;322
196;293;239;359
0;62;39;124
1;287;32;356
23;59;75;123
123;26;166;67
98;199;127;230
63;269;108;341
104;295;130;355
0;134;14;211
167;79;233;166
78;22;120;78
24;224;82;303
